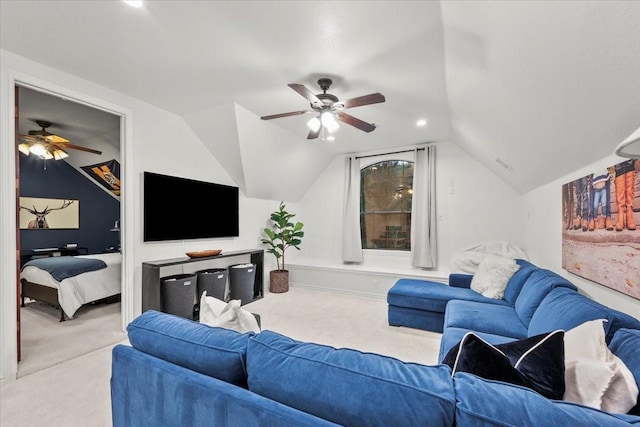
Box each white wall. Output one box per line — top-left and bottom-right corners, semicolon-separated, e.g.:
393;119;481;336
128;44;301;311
0;49;283;380
294;142;524;273
521;153;640;319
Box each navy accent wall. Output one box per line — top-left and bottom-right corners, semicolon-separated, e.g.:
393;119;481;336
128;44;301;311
19;154;120;254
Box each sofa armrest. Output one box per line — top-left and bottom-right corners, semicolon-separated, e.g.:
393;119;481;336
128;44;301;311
449;274;473;289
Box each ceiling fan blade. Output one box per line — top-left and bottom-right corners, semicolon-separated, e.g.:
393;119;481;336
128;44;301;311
44;134;70;143
288;83;322;107
307;128;320;140
56;142;102;155
261;110;313;120
20;133;70;144
18;134;41;143
335;112;376;133
336;93;386;109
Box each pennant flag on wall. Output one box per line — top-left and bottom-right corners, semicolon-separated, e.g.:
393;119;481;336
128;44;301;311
81;159;121;196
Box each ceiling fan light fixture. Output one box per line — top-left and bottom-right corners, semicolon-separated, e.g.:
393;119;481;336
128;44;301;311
53;149;69;160
321;112;340;134
306;116;321;133
43;150;54;160
29;143;47;157
18;143;31;156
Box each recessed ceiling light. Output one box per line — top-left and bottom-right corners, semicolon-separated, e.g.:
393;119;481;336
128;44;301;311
416;119;427;127
326;135;335;142
123;0;143;8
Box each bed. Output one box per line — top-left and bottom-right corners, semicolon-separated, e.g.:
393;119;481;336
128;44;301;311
20;252;122;321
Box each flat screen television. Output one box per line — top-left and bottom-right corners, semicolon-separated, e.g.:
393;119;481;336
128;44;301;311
143;172;239;242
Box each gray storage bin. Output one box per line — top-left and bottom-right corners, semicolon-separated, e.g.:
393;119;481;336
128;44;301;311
196;268;228;301
228;263;256;305
161;273;197;319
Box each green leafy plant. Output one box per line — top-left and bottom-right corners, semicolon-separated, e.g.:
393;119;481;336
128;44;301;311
261;202;304;271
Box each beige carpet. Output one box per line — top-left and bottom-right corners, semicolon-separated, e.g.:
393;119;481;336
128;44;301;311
2;286;442;426
18;300;126;377
249;286;442;365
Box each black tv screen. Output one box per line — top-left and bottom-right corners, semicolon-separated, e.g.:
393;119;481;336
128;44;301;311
143;172;239;241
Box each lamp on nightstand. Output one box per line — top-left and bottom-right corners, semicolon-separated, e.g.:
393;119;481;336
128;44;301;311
110;219;121;251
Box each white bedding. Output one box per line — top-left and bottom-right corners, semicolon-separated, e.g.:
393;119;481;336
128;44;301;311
20;252;121;319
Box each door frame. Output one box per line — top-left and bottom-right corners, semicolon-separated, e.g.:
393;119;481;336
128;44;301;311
0;68;135;381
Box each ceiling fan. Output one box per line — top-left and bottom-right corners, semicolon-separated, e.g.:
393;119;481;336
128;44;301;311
261;78;385;140
18;119;102;160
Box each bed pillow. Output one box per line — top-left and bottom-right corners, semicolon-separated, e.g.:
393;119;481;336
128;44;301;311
442;330;565;400
470;254;521;299
563;319;638;414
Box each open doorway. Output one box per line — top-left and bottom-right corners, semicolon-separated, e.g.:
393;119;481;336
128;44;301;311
16;85;126;377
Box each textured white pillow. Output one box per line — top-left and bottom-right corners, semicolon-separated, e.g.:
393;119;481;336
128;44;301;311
469;254;520;299
199;291;260;333
563;319;639;413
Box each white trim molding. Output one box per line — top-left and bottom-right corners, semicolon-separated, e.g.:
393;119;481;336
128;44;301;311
0;67;135;381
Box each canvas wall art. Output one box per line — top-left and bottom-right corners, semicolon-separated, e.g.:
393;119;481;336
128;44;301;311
562;159;640;300
19;197;79;229
81;159;121;197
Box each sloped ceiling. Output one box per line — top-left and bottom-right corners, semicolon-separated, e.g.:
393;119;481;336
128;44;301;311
2;1;639;200
17;87;122;199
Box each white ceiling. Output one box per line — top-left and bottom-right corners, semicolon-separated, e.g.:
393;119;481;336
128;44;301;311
2;1;639;198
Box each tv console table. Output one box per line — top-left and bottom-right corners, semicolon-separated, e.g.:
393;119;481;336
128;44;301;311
141;249;264;313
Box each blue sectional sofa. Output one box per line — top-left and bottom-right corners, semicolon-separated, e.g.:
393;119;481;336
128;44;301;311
386;259;640;362
112;305;640;425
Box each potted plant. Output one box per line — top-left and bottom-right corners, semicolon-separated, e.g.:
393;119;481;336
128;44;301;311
261;201;304;293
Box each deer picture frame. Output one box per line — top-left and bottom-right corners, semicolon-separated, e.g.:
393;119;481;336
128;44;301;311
19;197;79;230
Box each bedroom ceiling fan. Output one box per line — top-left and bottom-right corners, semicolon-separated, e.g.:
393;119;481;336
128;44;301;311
18;119;102;160
261;78;385;140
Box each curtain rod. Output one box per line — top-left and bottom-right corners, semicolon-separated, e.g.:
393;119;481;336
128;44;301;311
355;147;425;160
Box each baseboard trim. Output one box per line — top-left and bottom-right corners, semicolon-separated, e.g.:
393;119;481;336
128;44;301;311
287;282;388;300
287;263;448;298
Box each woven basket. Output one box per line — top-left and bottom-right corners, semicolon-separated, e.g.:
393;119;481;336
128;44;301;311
269;270;289;293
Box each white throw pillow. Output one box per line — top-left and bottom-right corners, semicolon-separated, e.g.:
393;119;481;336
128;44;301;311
469;254;520;299
563;319;639;413
199;291;260;333
563;319;609;362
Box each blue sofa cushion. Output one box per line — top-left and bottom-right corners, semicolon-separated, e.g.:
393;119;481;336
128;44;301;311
453;373;639;426
609;328;640;416
246;330;456;427
444;300;528;338
111;345;340;427
127;310;254;387
513;269;577;326
503;259;538;305
387;279;509;313
442;331;565;400
528;287;640;343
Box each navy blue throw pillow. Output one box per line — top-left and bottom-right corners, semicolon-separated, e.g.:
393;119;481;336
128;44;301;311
442;330;565;400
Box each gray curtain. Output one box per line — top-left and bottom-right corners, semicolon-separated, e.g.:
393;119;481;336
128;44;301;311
342;156;363;263
410;146;437;268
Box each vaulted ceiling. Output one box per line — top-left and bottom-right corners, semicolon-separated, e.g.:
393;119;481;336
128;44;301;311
2;1;639;200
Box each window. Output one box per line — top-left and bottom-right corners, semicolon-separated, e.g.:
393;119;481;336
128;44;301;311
360;160;413;251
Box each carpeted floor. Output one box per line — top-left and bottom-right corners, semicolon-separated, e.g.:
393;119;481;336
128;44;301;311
2;286;442;426
18;300;126;377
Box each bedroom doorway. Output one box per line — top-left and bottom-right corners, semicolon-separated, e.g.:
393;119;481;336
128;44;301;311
15;84;126;377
